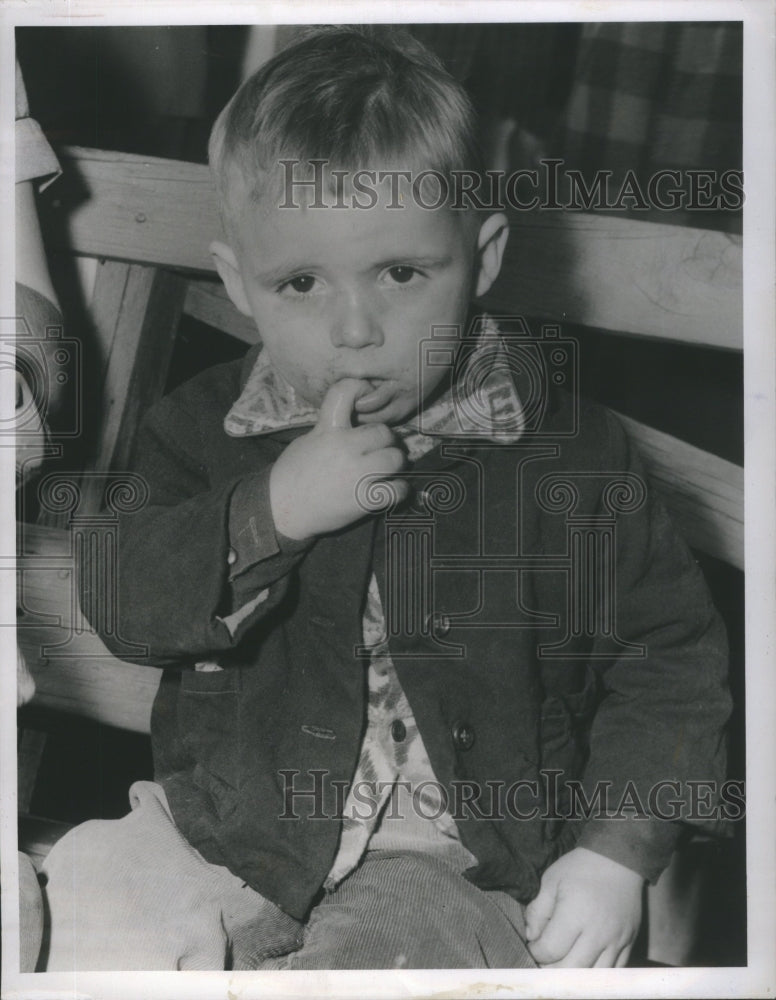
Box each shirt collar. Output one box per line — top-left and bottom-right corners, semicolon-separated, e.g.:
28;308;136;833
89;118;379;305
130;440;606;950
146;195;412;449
224;316;526;460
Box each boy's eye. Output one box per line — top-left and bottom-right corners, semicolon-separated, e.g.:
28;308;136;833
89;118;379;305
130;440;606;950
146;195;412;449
280;274;317;295
386;265;418;285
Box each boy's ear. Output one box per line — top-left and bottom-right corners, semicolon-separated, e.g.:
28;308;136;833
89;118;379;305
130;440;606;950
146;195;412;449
474;213;509;298
209;240;253;317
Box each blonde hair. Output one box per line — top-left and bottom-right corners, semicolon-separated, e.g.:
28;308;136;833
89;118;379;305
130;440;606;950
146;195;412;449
208;26;483;233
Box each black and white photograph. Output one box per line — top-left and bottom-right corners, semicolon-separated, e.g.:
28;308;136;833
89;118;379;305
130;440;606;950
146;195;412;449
2;2;774;998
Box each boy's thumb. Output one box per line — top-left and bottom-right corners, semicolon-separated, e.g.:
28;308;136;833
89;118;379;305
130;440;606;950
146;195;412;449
316;379;370;431
523;881;556;942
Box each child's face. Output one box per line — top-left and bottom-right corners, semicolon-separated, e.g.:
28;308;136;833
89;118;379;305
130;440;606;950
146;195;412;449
215;182;506;426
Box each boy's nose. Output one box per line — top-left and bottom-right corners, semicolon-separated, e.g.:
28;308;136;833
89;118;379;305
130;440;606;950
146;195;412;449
330;293;384;350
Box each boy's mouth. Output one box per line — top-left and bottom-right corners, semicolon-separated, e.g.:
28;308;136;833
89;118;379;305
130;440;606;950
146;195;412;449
353;378;397;414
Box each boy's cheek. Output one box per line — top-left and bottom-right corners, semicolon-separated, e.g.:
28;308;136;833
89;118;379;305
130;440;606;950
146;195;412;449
261;345;332;406
289;374;329;407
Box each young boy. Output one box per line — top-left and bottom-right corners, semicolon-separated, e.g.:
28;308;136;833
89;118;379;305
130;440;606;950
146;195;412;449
41;26;731;971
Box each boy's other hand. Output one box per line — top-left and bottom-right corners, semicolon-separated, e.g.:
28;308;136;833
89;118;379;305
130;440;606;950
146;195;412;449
270;379;408;541
524;846;643;968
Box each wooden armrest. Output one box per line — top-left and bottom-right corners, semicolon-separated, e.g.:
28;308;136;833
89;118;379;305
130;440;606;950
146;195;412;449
17;521;160;733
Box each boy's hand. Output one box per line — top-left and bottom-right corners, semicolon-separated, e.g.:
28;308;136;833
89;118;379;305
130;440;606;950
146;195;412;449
270;379;408;541
524;846;643;968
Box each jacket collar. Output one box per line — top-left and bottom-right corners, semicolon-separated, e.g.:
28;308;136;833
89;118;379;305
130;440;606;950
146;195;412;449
225;316;526;460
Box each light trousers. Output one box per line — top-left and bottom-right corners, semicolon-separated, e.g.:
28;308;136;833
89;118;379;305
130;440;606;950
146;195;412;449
40;781;536;971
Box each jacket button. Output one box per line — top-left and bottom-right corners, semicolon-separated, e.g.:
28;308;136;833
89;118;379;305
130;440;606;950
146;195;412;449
452;720;475;751
424;612;451;636
391;719;406;743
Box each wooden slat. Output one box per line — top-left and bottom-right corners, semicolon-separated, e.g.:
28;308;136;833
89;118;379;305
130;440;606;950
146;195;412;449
17;520;73;559
44;147;742;349
16;523;159;733
616;412;744;570
112;269;188;472
90;261;156;459
43;146;223;274
75;263;187;512
184;277;260;345
76;262;156;514
486;212;742;350
90;260;146;386
21;640;159;734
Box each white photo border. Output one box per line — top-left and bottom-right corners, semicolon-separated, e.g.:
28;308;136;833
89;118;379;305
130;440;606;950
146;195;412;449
1;2;773;998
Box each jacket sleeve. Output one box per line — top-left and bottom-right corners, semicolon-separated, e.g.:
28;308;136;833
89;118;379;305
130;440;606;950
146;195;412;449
574;410;732;883
80;389;311;667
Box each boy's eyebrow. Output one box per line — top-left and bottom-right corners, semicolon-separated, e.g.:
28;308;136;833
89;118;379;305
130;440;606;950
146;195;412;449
370;254;454;270
251;259;312;283
253;254;455;283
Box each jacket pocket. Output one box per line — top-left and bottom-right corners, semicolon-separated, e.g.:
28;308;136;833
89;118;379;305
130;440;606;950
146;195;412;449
182;664;241;693
179;665;242;788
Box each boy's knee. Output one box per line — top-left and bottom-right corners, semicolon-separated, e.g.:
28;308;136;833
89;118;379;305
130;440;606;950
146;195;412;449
39;818;231;971
42;818;122;885
285;852;534;969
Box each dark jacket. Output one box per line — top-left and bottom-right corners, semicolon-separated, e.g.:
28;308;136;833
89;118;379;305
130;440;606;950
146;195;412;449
87;348;731;921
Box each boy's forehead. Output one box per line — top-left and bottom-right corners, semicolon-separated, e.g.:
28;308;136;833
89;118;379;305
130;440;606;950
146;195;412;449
231;168;477;263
